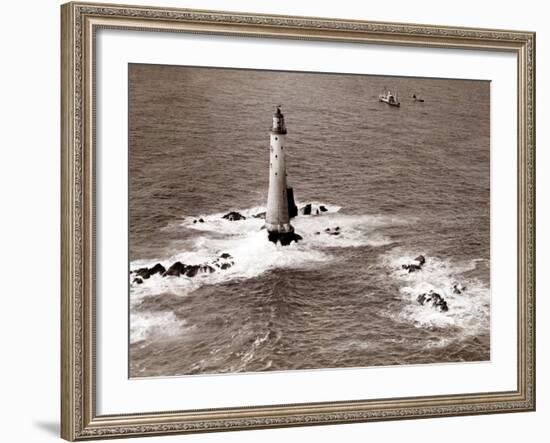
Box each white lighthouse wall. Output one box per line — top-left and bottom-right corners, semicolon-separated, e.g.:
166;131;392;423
266;132;291;232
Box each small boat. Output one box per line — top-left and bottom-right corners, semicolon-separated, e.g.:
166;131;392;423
379;89;400;107
412;94;425;103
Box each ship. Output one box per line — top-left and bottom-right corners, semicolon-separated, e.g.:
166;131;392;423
378;89;400;107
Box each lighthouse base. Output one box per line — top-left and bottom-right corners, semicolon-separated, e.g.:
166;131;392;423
267;230;303;246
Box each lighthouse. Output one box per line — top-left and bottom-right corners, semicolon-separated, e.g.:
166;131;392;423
265;106;302;245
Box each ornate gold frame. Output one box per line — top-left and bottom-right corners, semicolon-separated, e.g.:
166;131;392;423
61;2;536;440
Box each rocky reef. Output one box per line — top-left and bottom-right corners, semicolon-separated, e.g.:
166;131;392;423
300;203;329;216
131;253;235;284
452;282;466;294
222;211;246;221
401;255;426;273
416;290;449;312
399;255;469;313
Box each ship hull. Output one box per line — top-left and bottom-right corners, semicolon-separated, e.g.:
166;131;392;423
379;97;400;107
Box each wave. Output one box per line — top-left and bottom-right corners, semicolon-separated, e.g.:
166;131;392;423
382;248;490;336
130;202;399;301
130;311;190;345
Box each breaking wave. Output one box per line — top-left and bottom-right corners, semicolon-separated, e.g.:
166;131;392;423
130;311;190;345
383;248;490;336
131;202;398;301
129;202;401;344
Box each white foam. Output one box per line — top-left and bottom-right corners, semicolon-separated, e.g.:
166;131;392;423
130;203;401;300
130;311;189;344
383;248;490;334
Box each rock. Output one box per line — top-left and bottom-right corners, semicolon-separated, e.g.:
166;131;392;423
325;227;330;232
219;253;232;259
253;212;266;219
164;261;187;277
134;267;151;279
319;205;328;212
134;263;164;280
222;211;246;221
335;226;340;231
185;265;201;277
198;218;205;223
315;231;320;235
452;283;466;295
133;277;143;284
402;255;426;273
414;255;426;266
149;263;166;276
402;264;422;273
417;291;449;312
301;204;312;215
267;231;303;246
199;264;215;274
193;219;197;224
161;259;218;278
220;262;232;270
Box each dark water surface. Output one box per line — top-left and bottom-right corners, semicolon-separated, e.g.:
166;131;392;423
129;64;490;377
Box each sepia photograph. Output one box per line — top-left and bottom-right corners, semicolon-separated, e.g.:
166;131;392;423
128;63;490;378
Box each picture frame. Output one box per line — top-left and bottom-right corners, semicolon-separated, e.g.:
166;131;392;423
61;1;536;440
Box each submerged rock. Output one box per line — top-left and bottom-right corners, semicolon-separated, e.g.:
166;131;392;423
452;282;466;295
319;205;328;212
402;264;422;273
212;253;234;270
417;291;449;312
222;211;246;221
402;255;426;273
414;255;426;266
253;212;266;219
133;277;143;284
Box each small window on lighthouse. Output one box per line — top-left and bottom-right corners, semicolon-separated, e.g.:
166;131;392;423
275;155;278;158
275;137;278;140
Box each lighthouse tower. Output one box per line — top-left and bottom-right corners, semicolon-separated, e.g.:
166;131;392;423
265;106;301;245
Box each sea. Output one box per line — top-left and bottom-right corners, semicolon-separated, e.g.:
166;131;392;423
128;64;490;378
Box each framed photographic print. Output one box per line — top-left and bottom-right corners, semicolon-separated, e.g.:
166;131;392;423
61;1;536;440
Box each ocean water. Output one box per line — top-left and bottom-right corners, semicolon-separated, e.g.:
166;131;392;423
128;64;490;377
